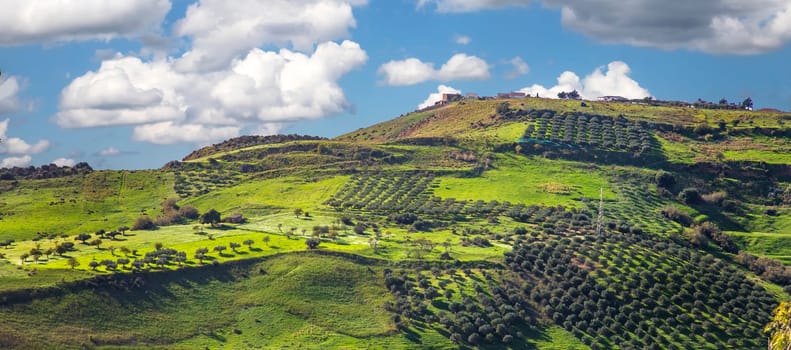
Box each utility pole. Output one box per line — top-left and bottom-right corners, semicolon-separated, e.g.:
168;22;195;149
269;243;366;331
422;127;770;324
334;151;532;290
596;187;604;235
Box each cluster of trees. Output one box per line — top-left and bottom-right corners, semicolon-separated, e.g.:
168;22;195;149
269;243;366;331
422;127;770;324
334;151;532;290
383;267;532;346
557;90;581;100
0;162;93;180
523;113;653;153
691;97;754;110
325;172;435;213
735;252;791;287
505;234;774;349
131;204;224;231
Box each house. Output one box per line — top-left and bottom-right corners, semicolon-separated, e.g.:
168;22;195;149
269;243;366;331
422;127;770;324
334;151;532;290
222;213;245;224
441;93;462;102
465;92;479;99
597;96;627;102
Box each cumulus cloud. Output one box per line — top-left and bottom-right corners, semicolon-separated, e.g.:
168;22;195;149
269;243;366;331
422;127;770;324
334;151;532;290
57;0;369;145
0;76;21;114
506;56;530;79
1;155;31;168
0;0;171;45
51;158;76;167
418;85;461;109
58;41;367;131
378;54;490;86
132;122;241;145
518;61;651;100
0;119;50;155
454;35;472;45
419;0;791;54
173;0;367;72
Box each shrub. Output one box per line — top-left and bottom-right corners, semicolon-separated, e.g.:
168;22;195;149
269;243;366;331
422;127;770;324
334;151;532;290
178;205;200;219
678;188;702;205
132;216;156;230
702;191;727;206
661;206;693;227
655;171;676;189
392;213;418;225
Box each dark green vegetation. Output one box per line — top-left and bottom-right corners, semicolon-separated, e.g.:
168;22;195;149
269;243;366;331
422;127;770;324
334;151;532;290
1;97;790;349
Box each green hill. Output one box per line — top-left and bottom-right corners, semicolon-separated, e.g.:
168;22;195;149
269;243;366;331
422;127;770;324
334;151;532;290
1;97;790;349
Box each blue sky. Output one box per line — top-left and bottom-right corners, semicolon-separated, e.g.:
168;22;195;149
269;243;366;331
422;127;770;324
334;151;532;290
0;0;790;169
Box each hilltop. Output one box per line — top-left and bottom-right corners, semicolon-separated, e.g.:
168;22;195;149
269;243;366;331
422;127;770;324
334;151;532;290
0;97;790;349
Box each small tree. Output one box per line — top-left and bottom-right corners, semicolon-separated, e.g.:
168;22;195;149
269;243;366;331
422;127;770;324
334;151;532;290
201;209;221;227
244;239;255;249
118;226;130;235
742;97;754;110
229;242;241;253
306;237;321;249
67;257;80;269
75;233;91;244
195;247;209;263
89;260;99;270
213;245;227;255
90;239;102;249
294;208;303;217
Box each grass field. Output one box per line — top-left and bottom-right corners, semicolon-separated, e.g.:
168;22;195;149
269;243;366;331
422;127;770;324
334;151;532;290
433;153;616;207
0;171;175;241
184;175;349;215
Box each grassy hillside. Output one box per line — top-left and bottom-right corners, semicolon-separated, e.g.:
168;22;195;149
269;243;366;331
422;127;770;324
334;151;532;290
0;97;790;349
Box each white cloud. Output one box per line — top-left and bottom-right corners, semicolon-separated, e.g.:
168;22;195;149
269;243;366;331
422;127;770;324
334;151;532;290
57;0;369;145
0;76;21;114
378;54;490;86
454;35;472;45
0;0;171;45
57;41;367;134
1;155;31;168
173;0;367;72
518;61;651;100
418;85;461;109
132;122;241;145
0;119;50;155
506;56;530;79
51;158;76;167
98;147;121;156
420;0;791;54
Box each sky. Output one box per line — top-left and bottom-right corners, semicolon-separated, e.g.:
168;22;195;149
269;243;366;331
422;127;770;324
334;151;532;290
0;0;790;170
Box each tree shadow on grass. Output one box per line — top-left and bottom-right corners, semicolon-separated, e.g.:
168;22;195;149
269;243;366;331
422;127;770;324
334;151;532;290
249;247;263;252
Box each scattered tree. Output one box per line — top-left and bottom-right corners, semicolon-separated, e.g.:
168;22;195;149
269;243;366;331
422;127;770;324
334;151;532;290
306;237;321;249
201;209;221;227
67;257;80;269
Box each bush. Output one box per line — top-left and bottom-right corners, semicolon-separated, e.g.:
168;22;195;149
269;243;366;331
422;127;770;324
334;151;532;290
655;171;676;189
132;216;156;230
661;206;693;227
702;191;727;206
392;213;418;225
678;187;702;205
179;205;200;219
412;220;433;232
